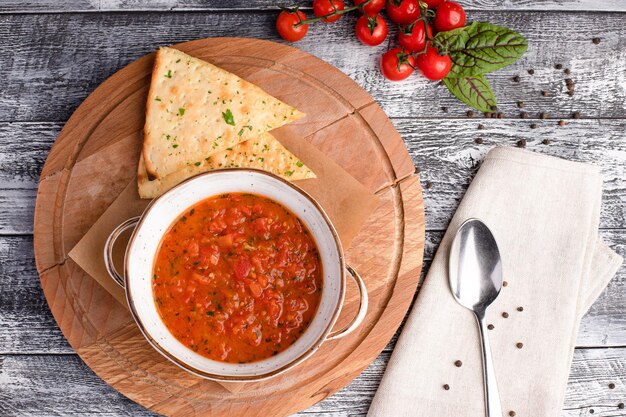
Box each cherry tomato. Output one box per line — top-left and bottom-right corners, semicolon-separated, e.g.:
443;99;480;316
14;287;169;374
422;0;445;8
381;47;416;81
276;9;308;42
398;20;432;53
416;45;452;80
355;14;388;46
313;0;345;23
386;0;420;26
354;0;386;15
434;1;466;32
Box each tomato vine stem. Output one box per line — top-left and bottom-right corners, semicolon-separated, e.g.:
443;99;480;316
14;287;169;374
294;0;374;27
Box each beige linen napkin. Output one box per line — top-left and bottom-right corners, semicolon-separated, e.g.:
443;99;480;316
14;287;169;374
368;147;623;417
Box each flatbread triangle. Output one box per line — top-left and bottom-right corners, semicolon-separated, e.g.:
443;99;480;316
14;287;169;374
142;47;304;179
138;132;316;199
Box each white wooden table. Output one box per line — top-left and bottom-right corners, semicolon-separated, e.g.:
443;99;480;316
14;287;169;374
0;1;624;416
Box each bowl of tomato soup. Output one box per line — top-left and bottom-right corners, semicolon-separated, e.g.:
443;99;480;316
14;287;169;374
104;169;367;381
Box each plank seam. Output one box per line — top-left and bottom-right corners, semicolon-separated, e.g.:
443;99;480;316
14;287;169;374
2;9;626;15
3;116;626;124
4;226;625;239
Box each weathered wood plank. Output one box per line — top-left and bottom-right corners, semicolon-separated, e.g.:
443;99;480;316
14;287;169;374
0;123;57;235
1;11;625;122
2;0;625;13
0;348;623;416
0;236;72;354
1;118;624;234
0;354;155;416
0;227;622;354
399;118;626;230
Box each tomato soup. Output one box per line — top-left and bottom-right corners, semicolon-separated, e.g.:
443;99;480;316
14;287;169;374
152;193;323;363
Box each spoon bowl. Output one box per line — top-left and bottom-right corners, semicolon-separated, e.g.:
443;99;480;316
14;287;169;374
449;218;503;314
449;218;503;417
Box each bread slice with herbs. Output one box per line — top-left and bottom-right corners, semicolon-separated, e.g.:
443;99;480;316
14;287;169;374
138;132;315;199
142;47;304;179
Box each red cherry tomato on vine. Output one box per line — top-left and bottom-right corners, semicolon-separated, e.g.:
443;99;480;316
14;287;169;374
355;14;388;46
276;10;308;42
313;0;345;23
422;0;445;8
416;45;452;80
354;0;386;15
386;0;420;26
398;21;432;53
381;48;416;81
434;1;466;32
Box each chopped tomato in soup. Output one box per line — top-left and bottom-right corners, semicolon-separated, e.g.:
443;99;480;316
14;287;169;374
152;193;323;363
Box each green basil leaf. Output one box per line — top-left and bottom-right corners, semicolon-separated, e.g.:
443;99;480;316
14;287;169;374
443;75;497;112
435;22;528;78
222;109;235;126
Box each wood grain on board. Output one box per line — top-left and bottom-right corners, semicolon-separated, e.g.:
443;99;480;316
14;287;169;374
1;11;626;122
2;0;626;12
2;227;624;356
32;38;424;417
4;119;624;234
0;348;624;417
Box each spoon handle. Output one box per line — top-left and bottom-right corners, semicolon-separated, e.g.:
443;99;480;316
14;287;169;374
476;313;502;417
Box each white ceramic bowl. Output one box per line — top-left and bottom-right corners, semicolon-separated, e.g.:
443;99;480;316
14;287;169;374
104;169;367;381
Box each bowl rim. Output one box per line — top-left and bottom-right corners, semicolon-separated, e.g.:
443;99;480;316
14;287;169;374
123;168;346;381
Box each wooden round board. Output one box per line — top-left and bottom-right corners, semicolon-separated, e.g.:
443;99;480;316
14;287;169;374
34;38;425;417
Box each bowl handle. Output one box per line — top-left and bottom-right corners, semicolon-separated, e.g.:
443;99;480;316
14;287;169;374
103;216;140;288
325;265;369;341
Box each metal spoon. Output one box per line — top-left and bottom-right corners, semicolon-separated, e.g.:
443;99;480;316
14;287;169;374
449;218;503;417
